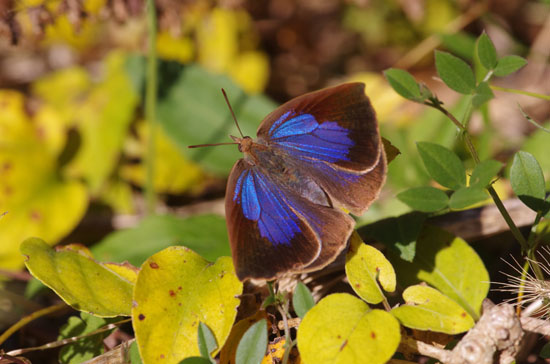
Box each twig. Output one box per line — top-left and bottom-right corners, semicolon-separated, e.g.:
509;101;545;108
0;303;68;346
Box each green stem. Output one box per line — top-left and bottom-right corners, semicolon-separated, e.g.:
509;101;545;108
425;100;529;251
145;0;158;215
526;211;545;281
490;85;550;101
0;303;68;346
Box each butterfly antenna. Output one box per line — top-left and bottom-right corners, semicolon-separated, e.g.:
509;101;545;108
222;88;245;138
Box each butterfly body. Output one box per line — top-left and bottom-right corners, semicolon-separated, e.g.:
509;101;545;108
225;83;386;281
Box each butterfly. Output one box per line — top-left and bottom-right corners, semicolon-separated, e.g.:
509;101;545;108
193;83;386;281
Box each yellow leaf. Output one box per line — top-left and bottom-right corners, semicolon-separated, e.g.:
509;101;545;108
20;238;134;317
133;247;242;364
345;232;396;304
0;90;87;270
197;8;239;72
297;293;400;364
391;285;474;334
156;31;194;64
43;15;100;50
229;51;269;94
66;52;139;192
121;120;204;194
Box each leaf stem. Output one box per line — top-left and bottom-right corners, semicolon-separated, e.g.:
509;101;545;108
6;319;131;356
145;0;158;215
0;303;68;346
425;100;529;251
490;85;550;101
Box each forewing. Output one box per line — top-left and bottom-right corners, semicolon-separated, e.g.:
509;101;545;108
257;83;381;173
226;160;354;281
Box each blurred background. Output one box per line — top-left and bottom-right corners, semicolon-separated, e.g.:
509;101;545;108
0;0;549;361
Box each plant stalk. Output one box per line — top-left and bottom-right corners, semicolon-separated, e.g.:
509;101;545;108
145;0;158;215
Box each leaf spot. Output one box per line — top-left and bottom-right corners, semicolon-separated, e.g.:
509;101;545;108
371;331;376;339
30;210;41;221
138;313;145;320
149;262;159;269
339;339;348;351
355;283;361;288
169;289;176;297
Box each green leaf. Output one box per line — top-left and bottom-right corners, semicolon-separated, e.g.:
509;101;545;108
494;55;527;77
390;225;489;319
92;214;230;267
435;51;476;94
297;293;400;364
540;342;550;359
397;186;449;212
198;322;218;362
345;232;396;304
359;212;426;262
476;33;497;70
391;285;474;334
20;238;134;317
439;32;476;61
470;159;502;187
235;319;268;364
179;358;213;364
129;340;143;364
472;81;494;108
449;187;488;210
58;312;117;364
293;282;315;319
383;69;423;101
157;64;277;175
510;151;548;212
133;247;243;363
417;142;466;190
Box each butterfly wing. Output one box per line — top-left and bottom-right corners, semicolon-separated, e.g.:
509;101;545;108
256;82;386;215
226;159;354;281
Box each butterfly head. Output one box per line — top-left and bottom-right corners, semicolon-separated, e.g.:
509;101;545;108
230;135;253;154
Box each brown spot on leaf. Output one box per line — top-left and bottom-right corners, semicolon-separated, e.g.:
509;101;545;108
339;339;348;351
178;286;182;290
461;312;466;317
355;283;361;288
30;210;41;221
160;354;165;359
169;290;176;297
2;162;12;171
138;313;145;321
371;331;376;339
149;262;159;269
376;267;380;272
337;335;341;339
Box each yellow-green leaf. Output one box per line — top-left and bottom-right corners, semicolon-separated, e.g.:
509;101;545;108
391;285;474;334
391;225;489;319
345;232;396;304
0;90;87;270
297;293;400;364
20;238;134;317
66;52;139;193
132;247;242;364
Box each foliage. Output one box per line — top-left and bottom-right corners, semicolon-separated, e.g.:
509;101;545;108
3;2;550;364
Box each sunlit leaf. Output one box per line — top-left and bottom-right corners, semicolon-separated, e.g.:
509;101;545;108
417;142;466;190
391;285;474;334
297;293;400;364
133;247;242;364
390;225;489;319
21;238;134;316
345;232;395;304
435;51;476;94
397;186;449;212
